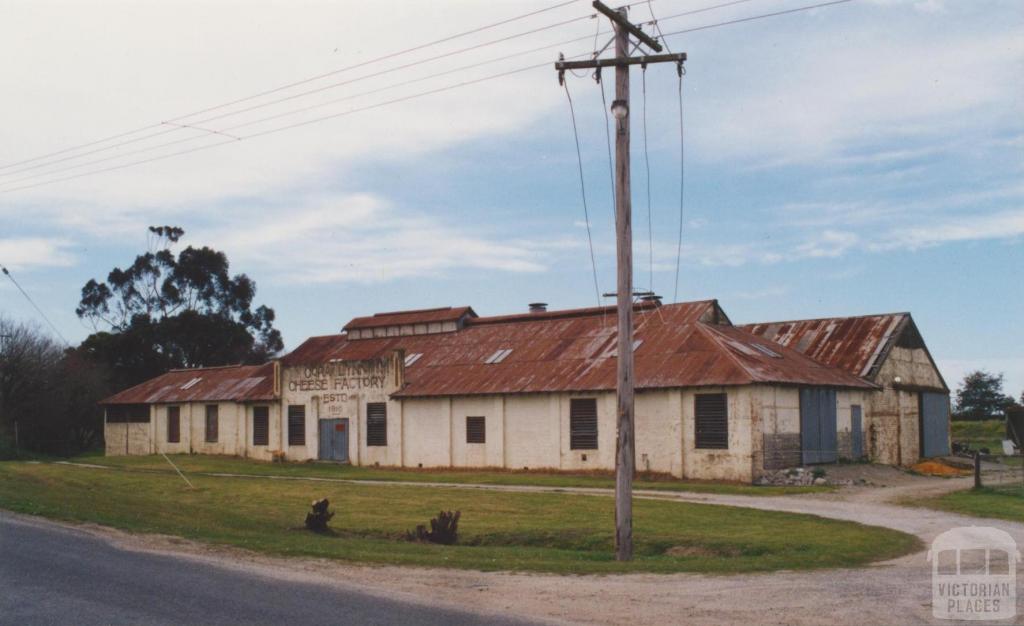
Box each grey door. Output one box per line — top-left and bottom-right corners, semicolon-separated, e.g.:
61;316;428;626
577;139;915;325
800;388;838;464
919;393;950;458
850;405;864;459
318;418;349;462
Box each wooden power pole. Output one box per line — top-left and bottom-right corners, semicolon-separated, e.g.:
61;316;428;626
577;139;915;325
556;2;685;561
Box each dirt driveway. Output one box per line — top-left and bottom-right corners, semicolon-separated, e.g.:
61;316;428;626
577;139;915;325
11;466;1024;625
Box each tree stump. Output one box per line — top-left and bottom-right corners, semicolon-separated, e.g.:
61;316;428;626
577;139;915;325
408;510;460;545
304;498;334;532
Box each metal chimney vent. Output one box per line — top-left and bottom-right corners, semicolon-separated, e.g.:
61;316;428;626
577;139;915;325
529;302;548;314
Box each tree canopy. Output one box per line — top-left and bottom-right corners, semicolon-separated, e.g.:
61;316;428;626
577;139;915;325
953;370;1017;421
0;317;105;457
75;226;283;389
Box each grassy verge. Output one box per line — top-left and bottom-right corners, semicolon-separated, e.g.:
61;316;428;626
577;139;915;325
951;419;1005;449
0;461;916;574
951;420;1022;468
74;453;831;496
904;484;1024;523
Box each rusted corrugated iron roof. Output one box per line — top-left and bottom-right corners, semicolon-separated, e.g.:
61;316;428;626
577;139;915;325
285;300;874;397
343;306;476;331
740;313;908;380
101;363;276;405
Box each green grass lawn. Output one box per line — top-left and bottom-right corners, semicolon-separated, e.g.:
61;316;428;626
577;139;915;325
906;484;1024;523
952;419;1007;451
74;453;830;496
951;419;1022;467
0;461;918;574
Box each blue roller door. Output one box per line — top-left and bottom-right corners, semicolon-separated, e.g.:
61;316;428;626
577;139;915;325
800;388;838;464
920;393;950;458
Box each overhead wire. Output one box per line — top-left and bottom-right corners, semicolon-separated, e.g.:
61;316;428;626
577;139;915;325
0;11;603;183
0;0;585;173
562;81;603;308
1;33;616;188
658;0;855;39
673;66;686;304
0;0;745;184
641;66;653;297
0;57;587;194
0;264;70;345
0;0;859;194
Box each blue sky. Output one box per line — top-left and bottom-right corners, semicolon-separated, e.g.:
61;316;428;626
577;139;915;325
1;0;1022;395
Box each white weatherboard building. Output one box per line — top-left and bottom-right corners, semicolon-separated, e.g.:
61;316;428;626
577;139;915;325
102;300;950;483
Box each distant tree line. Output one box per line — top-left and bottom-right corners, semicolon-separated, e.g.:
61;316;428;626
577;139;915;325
953;370;1022;422
0;226;282;457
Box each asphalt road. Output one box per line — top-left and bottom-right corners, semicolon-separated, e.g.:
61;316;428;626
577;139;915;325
0;514;539;626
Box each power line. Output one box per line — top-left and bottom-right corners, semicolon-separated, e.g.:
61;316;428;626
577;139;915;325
0;12;602;182
659;0;855;39
0;0;859;194
646;0;674;53
1;34;611;188
0;264;70;346
0;0;585;173
652;0;767;28
673;68;686;303
598;75;617;220
0;60;567;195
0;0;718;183
561;79;603;307
641;66;654;295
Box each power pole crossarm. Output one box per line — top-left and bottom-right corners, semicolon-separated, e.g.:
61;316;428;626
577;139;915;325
555;53;685;72
554;1;686;563
592;0;662;51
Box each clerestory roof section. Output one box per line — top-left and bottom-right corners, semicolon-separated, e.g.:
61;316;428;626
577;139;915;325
284;300;875;398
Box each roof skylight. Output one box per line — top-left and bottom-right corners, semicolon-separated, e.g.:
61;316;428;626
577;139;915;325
485;348;513;364
180;377;202;390
404;353;423;367
751;343;782;358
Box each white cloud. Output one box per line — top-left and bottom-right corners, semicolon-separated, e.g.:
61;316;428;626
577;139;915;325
198;192;549;284
690;20;1023;165
0;237;75;270
878;209;1024;250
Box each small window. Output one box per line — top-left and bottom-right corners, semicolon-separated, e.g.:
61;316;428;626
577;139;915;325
253;406;269;446
180;377;202;390
695;393;728;449
288;405;305;446
167;406;180;443
485;348;513;364
404;352;423;367
750;343;782;358
466;416;486;444
570;398;598;450
367;402;387;446
205;404;219;443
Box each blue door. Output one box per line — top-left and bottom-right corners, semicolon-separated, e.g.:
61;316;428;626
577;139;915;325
800;388;838;464
318;418;349;462
919;393;950;458
850;405;864;459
